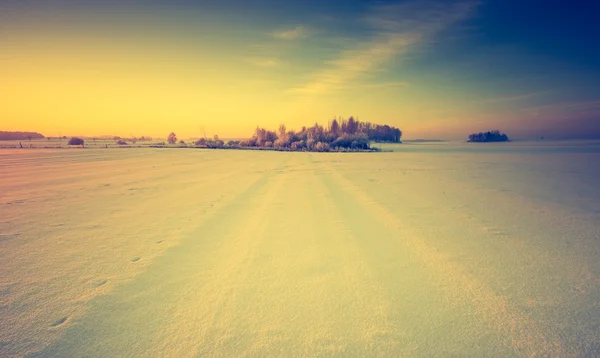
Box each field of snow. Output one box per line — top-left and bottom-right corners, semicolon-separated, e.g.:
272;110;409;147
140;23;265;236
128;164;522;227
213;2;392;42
1;141;600;357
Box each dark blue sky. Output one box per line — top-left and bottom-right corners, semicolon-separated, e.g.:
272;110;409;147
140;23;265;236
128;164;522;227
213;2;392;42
476;2;600;69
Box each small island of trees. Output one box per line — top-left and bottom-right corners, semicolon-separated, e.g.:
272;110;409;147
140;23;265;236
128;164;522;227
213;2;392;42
193;117;402;152
467;130;509;143
67;137;85;146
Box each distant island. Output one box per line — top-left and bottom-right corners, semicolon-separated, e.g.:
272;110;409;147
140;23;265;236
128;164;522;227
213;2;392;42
191;117;402;152
467;130;509;143
0;131;45;140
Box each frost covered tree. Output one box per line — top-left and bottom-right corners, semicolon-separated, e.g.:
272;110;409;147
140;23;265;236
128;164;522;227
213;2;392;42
167;132;177;144
346;116;358;134
329;118;340;136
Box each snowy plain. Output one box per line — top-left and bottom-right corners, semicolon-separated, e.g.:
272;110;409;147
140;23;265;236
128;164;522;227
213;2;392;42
1;141;599;357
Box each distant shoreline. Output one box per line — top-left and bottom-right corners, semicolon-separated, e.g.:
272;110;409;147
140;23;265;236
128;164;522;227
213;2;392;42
402;139;448;143
0;142;386;152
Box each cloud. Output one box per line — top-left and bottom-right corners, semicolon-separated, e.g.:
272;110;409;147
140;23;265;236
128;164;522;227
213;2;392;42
364;0;478;36
287;33;420;94
270;26;308;40
288;0;479;95
481;92;544;104
287;78;410;95
361;81;410;89
517;100;600;116
245;57;283;68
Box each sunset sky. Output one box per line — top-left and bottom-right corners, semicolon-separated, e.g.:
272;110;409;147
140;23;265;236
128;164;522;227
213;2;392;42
1;0;599;139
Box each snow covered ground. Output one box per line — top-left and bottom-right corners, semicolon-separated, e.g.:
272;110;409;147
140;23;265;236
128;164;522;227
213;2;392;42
1;141;599;357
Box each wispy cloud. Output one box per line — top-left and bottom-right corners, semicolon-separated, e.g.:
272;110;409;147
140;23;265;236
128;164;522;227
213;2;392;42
517;99;600;116
288;0;479;95
287;34;420;94
364;0;478;36
288;79;409;94
361;81;410;89
481;92;544;104
245;57;283;68
270;26;309;40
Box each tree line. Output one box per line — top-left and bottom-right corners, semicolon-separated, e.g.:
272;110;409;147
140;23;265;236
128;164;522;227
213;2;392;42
0;131;45;140
191;117;402;152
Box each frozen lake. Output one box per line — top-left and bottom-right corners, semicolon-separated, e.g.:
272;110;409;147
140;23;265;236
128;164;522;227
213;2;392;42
1;141;599;356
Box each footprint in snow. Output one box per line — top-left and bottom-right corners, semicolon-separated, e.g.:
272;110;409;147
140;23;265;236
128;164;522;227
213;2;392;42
94;279;108;288
50;316;69;327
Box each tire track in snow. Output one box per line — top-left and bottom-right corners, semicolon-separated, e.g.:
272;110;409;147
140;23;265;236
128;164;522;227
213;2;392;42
357;168;600;298
31;157;288;357
316;161;512;356
162;166;289;357
301;163;415;355
1;154;270;358
319;162;564;357
333;161;600;355
211;158;408;356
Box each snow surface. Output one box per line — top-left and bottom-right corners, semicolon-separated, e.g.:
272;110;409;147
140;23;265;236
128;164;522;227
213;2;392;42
1;142;600;357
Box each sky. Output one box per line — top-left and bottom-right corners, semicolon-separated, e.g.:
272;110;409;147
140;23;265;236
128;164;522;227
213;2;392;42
1;0;599;140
